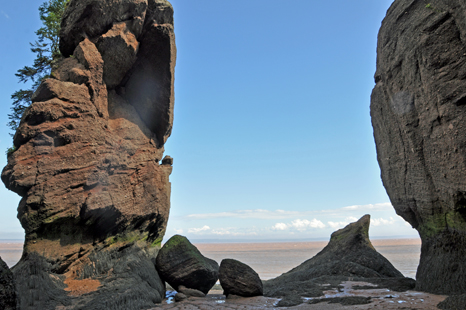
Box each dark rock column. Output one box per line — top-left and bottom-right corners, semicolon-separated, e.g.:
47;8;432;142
370;0;466;294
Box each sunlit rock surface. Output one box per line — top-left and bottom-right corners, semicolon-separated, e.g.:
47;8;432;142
1;0;176;308
371;0;466;294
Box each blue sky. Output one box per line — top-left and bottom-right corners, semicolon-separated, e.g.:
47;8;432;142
0;0;418;241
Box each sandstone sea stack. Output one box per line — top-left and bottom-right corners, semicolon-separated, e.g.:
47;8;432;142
371;0;466;294
1;0;176;308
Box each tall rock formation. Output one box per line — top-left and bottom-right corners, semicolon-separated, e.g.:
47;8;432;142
371;0;466;294
1;0;176;308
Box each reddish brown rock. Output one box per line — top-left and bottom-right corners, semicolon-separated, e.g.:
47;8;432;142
2;0;176;308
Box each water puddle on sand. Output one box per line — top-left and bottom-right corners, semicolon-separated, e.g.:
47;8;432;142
164;290;177;304
299;281;446;309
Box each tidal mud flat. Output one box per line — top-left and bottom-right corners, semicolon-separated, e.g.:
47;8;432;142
195;238;421;280
149;281;445;309
0;238;421;277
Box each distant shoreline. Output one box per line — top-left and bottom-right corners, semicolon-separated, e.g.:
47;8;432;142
0;236;421;244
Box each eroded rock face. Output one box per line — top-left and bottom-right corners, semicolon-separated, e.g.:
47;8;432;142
264;215;411;297
1;0;176;308
370;0;466;294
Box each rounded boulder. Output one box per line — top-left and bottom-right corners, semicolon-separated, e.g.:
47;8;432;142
219;258;263;297
156;235;218;294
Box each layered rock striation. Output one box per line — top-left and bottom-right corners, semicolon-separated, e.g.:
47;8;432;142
371;0;466;294
1;0;176;308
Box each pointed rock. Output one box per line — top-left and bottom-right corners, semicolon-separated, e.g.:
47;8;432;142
264;215;410;297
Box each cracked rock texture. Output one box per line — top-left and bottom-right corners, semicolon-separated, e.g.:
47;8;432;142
371;0;466;295
1;0;176;308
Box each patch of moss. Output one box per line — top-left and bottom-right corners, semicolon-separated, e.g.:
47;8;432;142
418;210;466;238
105;232;152;247
150;238;162;248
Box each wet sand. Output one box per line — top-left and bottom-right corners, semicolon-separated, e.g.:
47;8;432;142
153;281;445;309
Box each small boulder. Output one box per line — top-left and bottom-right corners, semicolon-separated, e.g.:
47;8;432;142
219;258;263;297
174;292;187;302
276;293;303;307
0;257;16;310
156;235;219;294
177;285;205;297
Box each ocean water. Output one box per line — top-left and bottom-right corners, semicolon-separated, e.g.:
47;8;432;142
0;239;421;279
195;238;421;280
0;241;23;267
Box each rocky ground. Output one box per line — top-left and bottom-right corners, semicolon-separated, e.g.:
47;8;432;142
148;282;446;309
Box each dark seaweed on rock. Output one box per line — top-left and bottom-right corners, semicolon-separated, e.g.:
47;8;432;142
0;257;17;310
264;215;410;297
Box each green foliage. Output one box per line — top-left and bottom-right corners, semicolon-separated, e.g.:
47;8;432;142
6;146;17;156
8;0;69;134
426;3;432;8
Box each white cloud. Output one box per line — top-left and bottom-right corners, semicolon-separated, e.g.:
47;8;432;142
291;219;326;230
183;203;394;221
327;216;358;229
272;223;288;230
1;11;9;19
371;217;396;226
185;209;310;220
188;225;210;233
272;218;326;232
340;203;392;212
174;228;184;234
210;228;258;236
